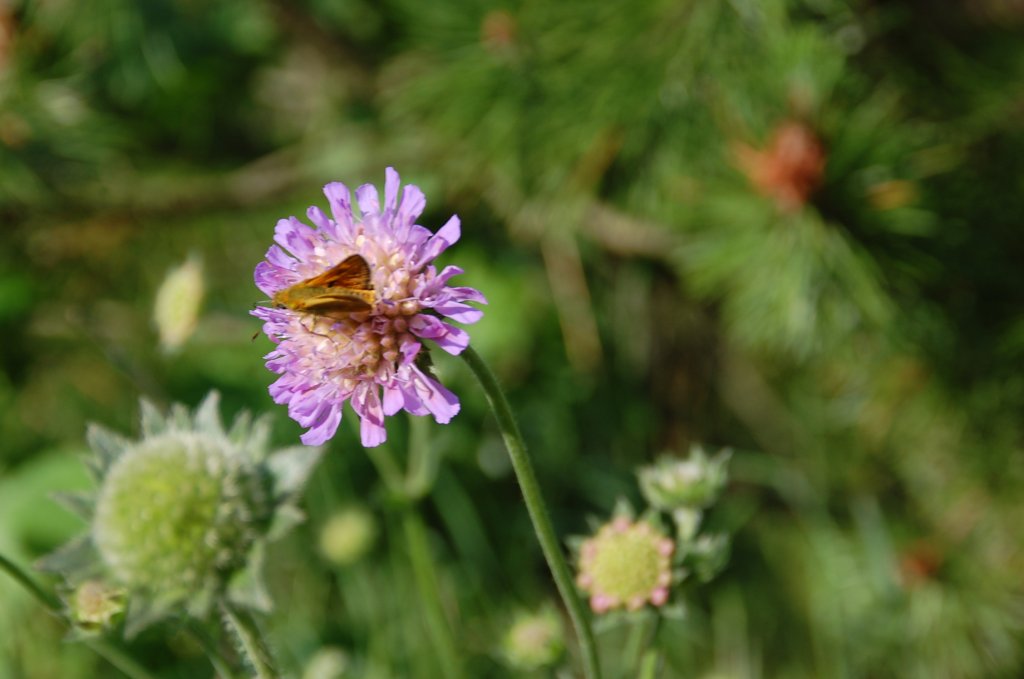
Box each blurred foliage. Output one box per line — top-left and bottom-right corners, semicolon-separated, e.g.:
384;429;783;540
2;0;1024;677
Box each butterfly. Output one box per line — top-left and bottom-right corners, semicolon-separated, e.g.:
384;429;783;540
271;254;376;317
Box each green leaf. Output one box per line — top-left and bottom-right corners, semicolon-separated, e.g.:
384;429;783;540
192;391;224;436
265;505;305;542
227;542;272;613
138;400;167;438
123;594;178;639
35;535;100;584
266;446;323;504
84;425;131;479
50;492;95;521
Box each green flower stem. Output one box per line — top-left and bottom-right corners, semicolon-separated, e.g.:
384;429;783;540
366;417;461;677
0;552;157;679
188;621;239;679
638;649;660;679
405;412;438;499
402;511;464;679
0;551;61;610
220;603;277;679
85;639;161;679
366;444;405;497
461;346;601;679
622;614;661;679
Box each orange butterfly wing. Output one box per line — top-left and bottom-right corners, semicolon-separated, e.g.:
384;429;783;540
272;254;376;314
293;255;375;313
304;254;373;291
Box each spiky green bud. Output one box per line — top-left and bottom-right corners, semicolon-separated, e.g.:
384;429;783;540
93;431;269;603
38;392;323;635
638;445;731;511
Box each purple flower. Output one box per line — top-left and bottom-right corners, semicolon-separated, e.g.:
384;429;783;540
252;168;486;447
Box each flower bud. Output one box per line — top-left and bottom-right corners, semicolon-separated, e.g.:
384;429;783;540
93;431;269;601
500;607;564;671
39;392;323;634
638;446;731;511
319;506;377;567
70;580;125;632
153;256;204;353
302;646;350;679
688;534;730;583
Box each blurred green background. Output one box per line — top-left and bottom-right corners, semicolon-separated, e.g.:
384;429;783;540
2;0;1024;677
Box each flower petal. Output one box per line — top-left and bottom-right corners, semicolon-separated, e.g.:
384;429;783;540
323;182;356;238
409;315;469;355
449;286;488;305
306;205;337;239
355;183;380;217
411;367;461;424
352;384;387;447
300;404;342;446
433;301;484;324
396;185;426;241
384;167;400;214
382;385;405;416
274;217;317;260
416;215;460;267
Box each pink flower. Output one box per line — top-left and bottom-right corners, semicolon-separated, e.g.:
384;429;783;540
575;518;676;614
252;168;485;447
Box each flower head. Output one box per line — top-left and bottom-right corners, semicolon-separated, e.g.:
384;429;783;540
38;392;322;636
253;168;486;447
575;517;675;614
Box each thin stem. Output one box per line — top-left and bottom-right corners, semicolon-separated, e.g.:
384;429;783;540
461;346;601;679
84;639;161;679
405;413;438;499
187;621;239;679
625;614;661;679
0;551;61;610
0;552;158;679
621;615;648;677
365;444;405;497
220;603;277;679
402;511;464;679
638;649;660;679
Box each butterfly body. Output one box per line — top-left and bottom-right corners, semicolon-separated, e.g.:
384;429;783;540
272;254;375;315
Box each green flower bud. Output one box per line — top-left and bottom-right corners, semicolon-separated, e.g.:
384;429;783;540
688;533;730;583
319;506;377;567
500;607;565;671
638;446;731;511
302;646;350;679
70;580;125;632
153;256;204;353
39;392;323;635
93;431;269;601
